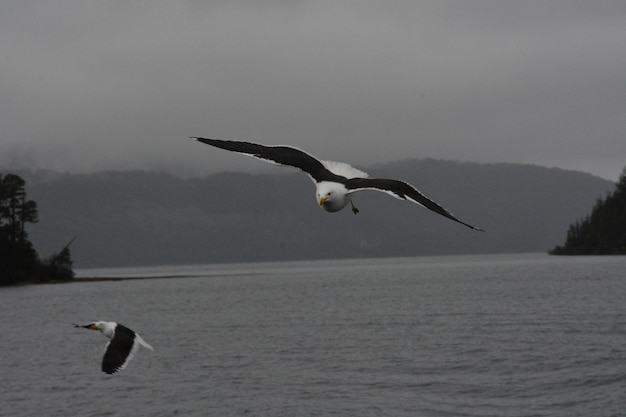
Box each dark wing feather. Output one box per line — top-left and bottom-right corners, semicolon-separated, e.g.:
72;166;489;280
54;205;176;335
102;324;135;374
346;178;483;231
193;137;341;183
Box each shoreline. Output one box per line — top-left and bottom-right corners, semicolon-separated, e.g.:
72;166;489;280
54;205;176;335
74;274;194;282
34;274;197;284
39;271;266;284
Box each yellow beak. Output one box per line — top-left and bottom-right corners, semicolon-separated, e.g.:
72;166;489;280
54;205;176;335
319;197;326;205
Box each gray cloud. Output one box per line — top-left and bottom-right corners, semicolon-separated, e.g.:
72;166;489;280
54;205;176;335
1;0;625;179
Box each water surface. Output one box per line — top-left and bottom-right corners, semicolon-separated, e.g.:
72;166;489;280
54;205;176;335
1;253;625;416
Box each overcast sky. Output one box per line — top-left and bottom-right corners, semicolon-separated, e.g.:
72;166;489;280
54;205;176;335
1;1;625;180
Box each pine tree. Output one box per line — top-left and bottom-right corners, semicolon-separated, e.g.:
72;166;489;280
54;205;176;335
0;174;40;284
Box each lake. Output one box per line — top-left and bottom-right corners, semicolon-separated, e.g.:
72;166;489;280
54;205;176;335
1;253;625;417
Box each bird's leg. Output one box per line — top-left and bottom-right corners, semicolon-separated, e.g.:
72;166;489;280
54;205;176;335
350;201;359;214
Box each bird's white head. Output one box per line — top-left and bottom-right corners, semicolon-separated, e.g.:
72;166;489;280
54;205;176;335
74;321;116;339
316;181;349;212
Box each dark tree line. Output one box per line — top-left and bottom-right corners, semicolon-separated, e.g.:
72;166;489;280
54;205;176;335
551;167;626;255
0;173;75;285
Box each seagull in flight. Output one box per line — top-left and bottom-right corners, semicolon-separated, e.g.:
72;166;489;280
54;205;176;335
74;321;153;374
192;137;483;231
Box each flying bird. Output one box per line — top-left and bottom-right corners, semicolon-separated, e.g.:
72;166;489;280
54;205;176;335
74;321;153;374
192;137;483;231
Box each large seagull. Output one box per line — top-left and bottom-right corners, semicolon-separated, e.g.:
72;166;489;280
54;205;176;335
192;137;483;231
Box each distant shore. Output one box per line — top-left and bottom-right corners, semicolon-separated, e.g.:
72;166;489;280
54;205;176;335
40;274;194;284
49;270;264;284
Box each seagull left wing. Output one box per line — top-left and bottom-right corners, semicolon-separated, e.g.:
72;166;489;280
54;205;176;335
346;177;484;231
192;137;341;183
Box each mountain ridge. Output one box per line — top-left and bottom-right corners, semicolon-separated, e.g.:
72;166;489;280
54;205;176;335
6;159;614;268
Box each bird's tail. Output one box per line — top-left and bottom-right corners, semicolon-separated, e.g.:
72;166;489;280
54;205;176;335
135;334;154;351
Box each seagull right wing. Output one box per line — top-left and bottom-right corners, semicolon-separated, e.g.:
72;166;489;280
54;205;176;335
346;177;484;231
192;137;341;183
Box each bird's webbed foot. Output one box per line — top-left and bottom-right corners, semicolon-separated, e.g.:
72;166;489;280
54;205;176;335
350;201;359;215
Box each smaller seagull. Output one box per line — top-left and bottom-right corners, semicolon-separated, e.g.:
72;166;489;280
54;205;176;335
74;321;153;374
192;137;483;231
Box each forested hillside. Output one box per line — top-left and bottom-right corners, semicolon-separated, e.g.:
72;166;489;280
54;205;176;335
12;159;614;268
551;168;626;255
0;173;74;285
